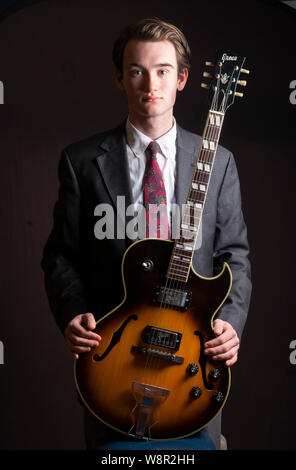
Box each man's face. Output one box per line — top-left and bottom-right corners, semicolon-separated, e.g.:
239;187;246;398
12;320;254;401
116;39;188;125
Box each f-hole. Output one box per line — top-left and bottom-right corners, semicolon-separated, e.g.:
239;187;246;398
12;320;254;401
194;330;214;390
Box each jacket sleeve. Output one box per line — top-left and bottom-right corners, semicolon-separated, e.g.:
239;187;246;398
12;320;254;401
213;152;252;339
41;149;89;335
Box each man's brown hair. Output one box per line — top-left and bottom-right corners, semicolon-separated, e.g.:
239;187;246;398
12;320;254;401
112;17;191;76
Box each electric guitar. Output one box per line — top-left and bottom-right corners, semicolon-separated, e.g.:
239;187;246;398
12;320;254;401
74;51;249;440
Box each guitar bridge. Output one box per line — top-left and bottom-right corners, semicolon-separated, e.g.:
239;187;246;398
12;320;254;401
131;346;184;364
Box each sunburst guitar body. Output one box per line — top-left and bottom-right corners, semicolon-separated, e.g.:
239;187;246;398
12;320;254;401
75;238;231;440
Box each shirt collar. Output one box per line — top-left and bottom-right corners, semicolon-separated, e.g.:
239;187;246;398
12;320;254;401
126;117;176;160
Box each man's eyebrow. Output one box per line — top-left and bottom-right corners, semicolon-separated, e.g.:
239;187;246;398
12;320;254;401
157;63;174;68
127;62;175;68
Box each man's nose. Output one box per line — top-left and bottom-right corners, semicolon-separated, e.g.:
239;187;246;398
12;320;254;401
142;72;157;92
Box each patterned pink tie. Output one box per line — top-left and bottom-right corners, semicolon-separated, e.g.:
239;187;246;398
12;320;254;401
143;141;170;239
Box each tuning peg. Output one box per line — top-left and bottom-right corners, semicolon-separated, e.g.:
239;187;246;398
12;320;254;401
201;82;210;89
241;68;250;75
203;71;213;78
205;61;214;67
237;80;247;86
235;92;244;97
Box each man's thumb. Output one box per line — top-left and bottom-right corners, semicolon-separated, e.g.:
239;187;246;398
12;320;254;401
83;312;96;330
213;319;224;335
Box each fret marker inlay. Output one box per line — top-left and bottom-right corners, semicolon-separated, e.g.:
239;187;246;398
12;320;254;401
209;141;215;150
167;108;225;283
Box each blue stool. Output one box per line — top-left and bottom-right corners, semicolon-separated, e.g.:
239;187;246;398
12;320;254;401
97;429;216;450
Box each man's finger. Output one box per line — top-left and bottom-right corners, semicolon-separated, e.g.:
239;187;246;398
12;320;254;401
213;319;225;335
69;316;101;341
68;334;99;348
204;336;239;356
81;312;97;330
210;343;240;361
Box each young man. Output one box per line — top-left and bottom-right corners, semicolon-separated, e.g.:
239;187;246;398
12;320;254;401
42;18;251;450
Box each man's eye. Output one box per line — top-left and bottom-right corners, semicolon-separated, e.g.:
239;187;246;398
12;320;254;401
159;69;168;75
131;70;142;76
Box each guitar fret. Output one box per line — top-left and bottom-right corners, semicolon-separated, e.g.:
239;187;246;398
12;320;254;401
168;269;189;278
182;214;202;222
188;191;205;202
166;108;225;284
167;275;188;282
170;266;190;274
193;172;210;184
170;265;190;274
199;151;215;163
169;260;190;270
169;264;189;273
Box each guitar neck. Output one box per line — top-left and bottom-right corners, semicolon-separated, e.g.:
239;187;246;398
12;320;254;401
167;109;225;282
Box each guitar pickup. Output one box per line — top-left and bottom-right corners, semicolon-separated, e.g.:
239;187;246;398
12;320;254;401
143;326;182;351
153;285;191;311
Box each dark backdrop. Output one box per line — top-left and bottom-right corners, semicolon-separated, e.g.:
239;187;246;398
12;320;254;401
0;0;295;450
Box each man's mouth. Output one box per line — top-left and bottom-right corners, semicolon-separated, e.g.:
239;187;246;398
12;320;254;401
143;96;162;102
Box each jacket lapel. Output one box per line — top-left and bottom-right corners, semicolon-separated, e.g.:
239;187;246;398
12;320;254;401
95;123;135;243
95;123;134;210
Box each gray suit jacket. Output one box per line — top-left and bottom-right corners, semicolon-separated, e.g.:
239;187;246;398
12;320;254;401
41;121;251;340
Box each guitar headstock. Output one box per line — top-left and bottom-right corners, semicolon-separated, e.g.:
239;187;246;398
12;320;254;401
201;51;249;113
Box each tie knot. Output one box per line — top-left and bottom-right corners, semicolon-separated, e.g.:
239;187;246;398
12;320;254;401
147;141;160;157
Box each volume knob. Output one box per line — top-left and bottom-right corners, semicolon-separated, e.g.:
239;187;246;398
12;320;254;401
209;368;220;381
213;391;224;404
187;363;199;375
190;387;202;399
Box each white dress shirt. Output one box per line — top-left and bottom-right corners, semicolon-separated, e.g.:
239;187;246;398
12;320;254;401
125;118;177;229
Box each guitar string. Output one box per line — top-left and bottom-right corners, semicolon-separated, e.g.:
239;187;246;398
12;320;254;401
131;63;239;428
144;122;213;379
141;83;223;391
142;107;214;376
147;113;218;384
142;111;218;385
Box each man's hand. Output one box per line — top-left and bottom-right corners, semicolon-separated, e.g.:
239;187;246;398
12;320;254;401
64;312;101;359
204;319;240;367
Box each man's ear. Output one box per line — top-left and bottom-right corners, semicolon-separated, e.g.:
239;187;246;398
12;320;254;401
115;70;125;91
177;68;188;91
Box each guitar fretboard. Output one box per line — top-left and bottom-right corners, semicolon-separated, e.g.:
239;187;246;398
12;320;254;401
167;110;225;282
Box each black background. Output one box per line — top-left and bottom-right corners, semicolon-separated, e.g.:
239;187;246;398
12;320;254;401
0;0;295;451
